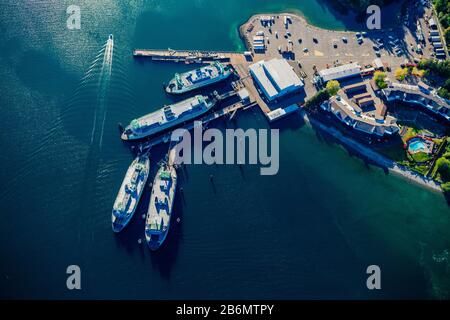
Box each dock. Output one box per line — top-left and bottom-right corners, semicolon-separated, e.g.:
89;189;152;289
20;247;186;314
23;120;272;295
137;100;257;152
132;45;301;121
133;48;247;64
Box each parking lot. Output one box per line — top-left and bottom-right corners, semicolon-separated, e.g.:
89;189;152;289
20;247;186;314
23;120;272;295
240;10;438;97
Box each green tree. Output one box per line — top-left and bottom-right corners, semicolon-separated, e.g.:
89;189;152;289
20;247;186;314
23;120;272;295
442;182;450;194
304;90;330;109
326;80;340;96
436;157;450;181
373;71;388;89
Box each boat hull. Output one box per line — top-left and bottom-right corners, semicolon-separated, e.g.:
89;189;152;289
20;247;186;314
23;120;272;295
121;96;215;141
111;155;150;232
165;72;232;95
145;164;177;250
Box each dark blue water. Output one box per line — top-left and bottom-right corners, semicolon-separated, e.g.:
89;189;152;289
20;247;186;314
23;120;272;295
0;0;449;299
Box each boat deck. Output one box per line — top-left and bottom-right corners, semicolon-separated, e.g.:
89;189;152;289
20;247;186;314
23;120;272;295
146;165;177;233
138;99;257;151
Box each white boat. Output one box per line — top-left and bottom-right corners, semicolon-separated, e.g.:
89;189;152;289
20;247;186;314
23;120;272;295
145;162;177;250
112;154;150;232
165;62;232;94
121;95;215;141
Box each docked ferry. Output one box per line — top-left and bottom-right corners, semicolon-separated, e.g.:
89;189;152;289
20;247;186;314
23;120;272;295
165;62;232;94
145;162;177;251
112;154;150;233
121;95;214;141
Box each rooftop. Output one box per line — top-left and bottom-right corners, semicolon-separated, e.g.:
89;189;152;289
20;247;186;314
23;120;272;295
249;58;303;101
321;81;398;136
318;62;361;82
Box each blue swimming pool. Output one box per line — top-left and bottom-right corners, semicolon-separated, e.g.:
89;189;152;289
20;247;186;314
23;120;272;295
408;139;427;153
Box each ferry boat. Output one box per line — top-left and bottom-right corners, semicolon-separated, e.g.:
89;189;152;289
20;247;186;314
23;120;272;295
121;95;215;141
111;154;150;233
145;162;177;251
165;62;232;94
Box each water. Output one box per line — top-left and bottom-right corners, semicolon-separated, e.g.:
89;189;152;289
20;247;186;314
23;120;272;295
408;138;427;153
0;0;449;299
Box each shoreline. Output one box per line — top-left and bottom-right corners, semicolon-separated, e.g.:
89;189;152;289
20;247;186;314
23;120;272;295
237;12;443;194
300;110;442;193
238;12;357;50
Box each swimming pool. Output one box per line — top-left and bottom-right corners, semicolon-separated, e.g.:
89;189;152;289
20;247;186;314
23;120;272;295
408;138;428;153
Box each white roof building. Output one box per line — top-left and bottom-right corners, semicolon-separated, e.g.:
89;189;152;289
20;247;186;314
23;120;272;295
249;58;304;101
319;62;361;82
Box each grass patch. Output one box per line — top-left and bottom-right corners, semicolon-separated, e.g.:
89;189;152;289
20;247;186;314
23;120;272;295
401;126;420;144
410;152;432;163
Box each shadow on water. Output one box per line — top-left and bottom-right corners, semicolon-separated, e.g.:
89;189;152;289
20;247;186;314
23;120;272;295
269;110;307;132
307;112;391;174
148;198;183;280
149;155;186;280
314;0;405;30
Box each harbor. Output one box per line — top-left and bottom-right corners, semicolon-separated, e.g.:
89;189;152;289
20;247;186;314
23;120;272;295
131;9;441;125
3;0;450;300
118;6;450;250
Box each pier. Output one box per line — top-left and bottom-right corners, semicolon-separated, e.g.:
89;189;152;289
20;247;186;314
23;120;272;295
133;48;247;64
132;47;297;119
136;99;257;152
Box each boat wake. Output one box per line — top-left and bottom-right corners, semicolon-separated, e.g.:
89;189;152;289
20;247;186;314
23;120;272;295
90;35;114;149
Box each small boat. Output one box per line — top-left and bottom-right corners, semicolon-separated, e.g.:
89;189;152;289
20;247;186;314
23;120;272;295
112;154;150;232
145;162;177;251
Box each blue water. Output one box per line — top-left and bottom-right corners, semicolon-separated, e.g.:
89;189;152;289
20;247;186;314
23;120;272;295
0;0;449;299
409;139;427;153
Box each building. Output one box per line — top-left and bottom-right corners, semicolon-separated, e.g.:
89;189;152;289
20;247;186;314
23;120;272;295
252;35;265;51
382;81;450;122
320;81;399;137
318;62;361;83
249;58;304;102
266;104;300;122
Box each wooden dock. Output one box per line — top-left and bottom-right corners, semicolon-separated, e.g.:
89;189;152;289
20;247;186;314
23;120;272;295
133;48;246;64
